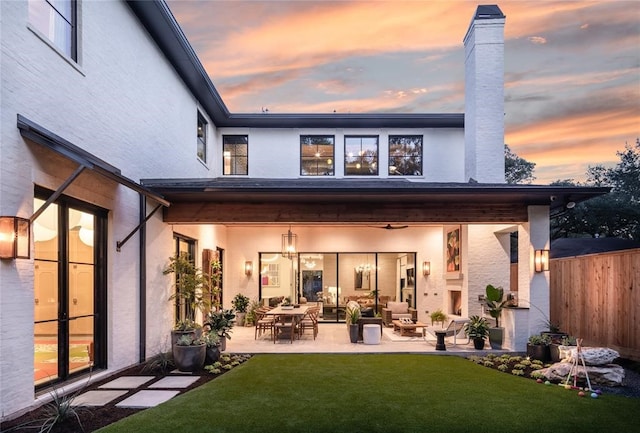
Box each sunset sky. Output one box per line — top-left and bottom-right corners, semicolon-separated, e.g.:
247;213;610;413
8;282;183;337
166;0;639;184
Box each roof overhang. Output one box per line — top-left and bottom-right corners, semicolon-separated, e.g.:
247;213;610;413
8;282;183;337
141;178;609;225
18;114;170;207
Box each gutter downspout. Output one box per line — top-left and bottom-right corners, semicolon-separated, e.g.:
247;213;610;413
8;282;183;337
139;194;147;363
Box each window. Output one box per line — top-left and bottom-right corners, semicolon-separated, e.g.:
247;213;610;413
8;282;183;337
345;136;378;175
29;0;77;61
223;135;248;175
197;112;207;163
300;135;334;176
389;135;423;176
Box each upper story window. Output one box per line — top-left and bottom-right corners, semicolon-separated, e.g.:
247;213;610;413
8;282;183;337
223;135;248;175
29;0;77;61
300;135;335;176
345;136;378;176
388;135;423;176
197;112;207;163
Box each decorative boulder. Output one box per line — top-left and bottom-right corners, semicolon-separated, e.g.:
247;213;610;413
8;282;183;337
539;362;625;387
567;347;619;366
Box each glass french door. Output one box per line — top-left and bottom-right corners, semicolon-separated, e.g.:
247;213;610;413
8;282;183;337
33;192;106;387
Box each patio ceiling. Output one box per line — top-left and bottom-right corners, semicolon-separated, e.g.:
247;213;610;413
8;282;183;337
141;178;610;225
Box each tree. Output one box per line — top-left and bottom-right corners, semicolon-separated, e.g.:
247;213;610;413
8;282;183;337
550;139;640;240
505;144;536;184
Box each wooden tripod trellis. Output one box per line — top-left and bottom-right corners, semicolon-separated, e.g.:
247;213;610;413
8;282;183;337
563;338;593;391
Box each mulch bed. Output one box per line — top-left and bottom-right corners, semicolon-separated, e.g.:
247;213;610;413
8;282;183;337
1;353;251;433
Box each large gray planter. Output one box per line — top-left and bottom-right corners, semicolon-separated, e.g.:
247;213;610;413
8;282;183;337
349;324;359;343
488;327;503;350
173;343;206;372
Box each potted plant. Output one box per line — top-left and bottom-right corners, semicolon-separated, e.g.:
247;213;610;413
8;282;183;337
346;305;361;343
164;252;212;326
203;309;235;351
245;299;260;327
429;309;448;327
464;315;489;350
173;334;206;372
484;284;507;349
526;333;551;362
170;319;201;346
202;331;221;364
232;293;250;326
551;334;576;363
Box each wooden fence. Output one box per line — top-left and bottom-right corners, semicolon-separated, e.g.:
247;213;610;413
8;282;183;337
550;248;640;361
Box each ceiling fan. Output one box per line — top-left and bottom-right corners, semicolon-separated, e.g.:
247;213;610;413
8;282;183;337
375;224;409;230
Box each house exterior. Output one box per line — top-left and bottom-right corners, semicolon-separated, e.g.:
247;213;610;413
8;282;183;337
0;1;607;420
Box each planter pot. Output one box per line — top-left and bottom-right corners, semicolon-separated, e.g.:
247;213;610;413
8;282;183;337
527;344;550;362
488;327;504;350
549;343;561;362
205;345;220;364
473;337;485;350
349;324;359;343
236;312;246;327
542;331;567;344
173;343;206;372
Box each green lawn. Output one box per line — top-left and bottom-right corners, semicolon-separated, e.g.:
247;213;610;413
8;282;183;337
98;354;639;433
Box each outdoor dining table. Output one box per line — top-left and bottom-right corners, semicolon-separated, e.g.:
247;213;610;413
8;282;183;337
267;305;310;342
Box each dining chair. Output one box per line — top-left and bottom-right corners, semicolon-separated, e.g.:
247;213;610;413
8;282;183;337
298;307;319;339
273;315;297;343
254;306;275;339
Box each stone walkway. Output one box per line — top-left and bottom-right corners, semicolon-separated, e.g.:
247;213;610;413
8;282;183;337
72;373;201;408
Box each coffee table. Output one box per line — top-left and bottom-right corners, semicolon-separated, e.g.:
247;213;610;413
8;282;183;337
392;320;427;337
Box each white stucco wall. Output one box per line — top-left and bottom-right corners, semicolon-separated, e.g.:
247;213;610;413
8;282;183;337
216;128;465;181
0;0;214;418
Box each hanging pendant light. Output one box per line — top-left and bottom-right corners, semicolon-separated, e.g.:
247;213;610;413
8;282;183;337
281;226;297;259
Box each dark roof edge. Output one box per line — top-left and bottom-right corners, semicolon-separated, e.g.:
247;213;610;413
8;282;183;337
127;1;464;129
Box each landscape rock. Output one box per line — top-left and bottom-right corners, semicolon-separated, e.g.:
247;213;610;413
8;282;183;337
539;362;625;387
566;347;619;366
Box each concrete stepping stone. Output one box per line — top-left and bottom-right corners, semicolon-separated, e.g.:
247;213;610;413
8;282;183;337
72;390;128;406
115;390;180;408
98;376;155;389
148;376;200;389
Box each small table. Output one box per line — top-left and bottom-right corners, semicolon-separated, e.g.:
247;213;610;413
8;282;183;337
435;330;447;351
392;320;427;337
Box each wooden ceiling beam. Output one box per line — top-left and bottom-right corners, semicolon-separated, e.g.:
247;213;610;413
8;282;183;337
163;201;529;224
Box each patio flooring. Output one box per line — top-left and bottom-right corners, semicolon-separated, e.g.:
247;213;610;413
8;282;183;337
226;322;496;355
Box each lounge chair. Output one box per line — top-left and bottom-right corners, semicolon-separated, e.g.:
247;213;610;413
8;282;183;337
423;318;470;346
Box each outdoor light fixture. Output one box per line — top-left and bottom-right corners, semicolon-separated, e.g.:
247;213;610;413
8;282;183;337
534;249;550;272
422;261;431;276
281;226;297;259
0;216;30;259
244;260;253;276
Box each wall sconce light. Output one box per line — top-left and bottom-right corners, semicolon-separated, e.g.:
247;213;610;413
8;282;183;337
0;216;30;259
422;261;431;276
534;249;549;272
244;260;253;277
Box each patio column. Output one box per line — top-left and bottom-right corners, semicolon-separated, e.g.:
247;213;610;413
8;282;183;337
518;206;550;342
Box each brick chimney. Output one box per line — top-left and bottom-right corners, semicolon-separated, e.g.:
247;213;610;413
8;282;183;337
463;5;506;183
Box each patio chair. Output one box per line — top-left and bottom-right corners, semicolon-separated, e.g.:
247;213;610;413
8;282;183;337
423;318;470;346
298;307;319;339
254;306;275;339
273;315;298;344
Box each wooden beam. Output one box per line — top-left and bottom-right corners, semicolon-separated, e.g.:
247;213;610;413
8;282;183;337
163;201;529;224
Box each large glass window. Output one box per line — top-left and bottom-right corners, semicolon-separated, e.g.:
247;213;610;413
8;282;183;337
223;135;248;175
301;135;334;176
197;112;207;163
389;135;423;176
33;191;106;388
345;136;378;175
29;0;77;60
